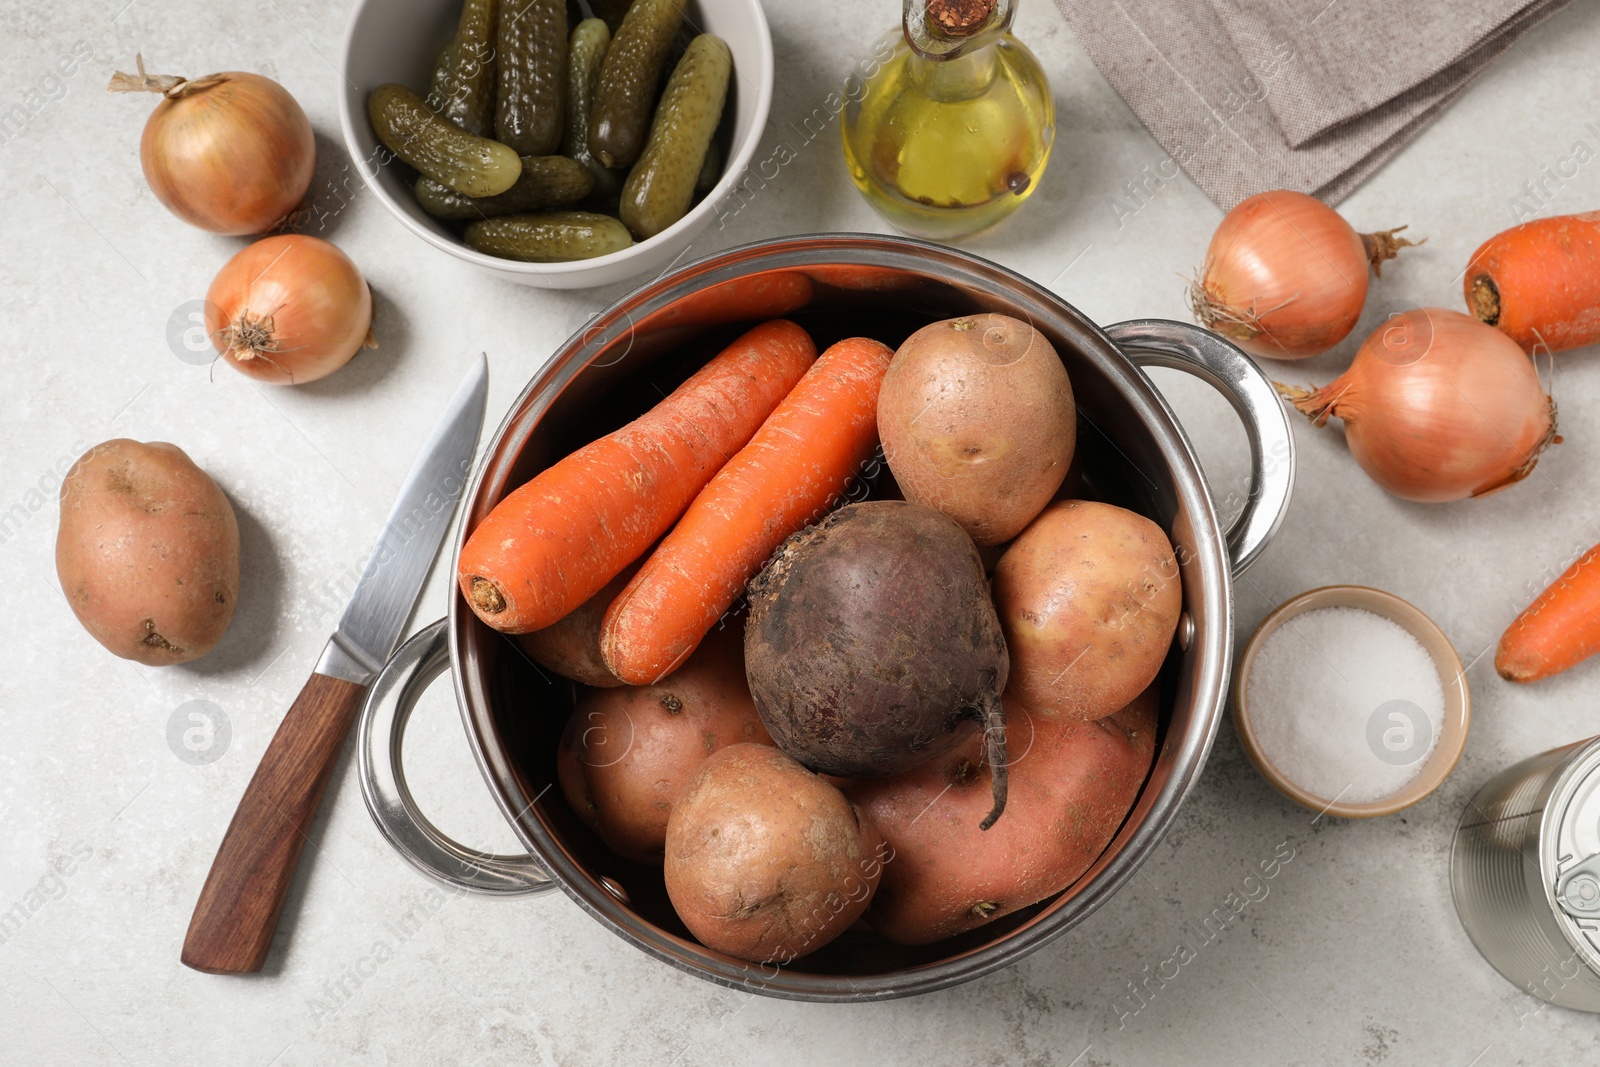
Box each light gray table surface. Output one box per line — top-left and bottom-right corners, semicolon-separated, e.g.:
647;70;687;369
4;0;1600;1063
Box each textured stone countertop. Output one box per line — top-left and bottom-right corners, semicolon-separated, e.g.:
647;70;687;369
4;0;1600;1063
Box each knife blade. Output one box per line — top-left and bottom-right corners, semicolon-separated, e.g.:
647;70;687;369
317;356;488;685
181;355;488;975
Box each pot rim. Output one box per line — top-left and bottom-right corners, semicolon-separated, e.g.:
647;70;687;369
447;232;1235;1001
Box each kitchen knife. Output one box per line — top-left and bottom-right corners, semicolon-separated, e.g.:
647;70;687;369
181;355;488;974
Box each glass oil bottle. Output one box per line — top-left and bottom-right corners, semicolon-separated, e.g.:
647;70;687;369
841;0;1055;242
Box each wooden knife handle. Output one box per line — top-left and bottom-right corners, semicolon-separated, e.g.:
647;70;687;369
181;671;367;974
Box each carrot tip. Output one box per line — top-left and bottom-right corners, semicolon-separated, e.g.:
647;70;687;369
1468;273;1501;326
469;576;506;615
1496;645;1540;684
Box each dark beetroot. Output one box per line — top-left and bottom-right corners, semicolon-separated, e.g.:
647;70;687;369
744;501;1012;828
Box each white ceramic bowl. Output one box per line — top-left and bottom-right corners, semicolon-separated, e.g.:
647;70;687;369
337;0;773;289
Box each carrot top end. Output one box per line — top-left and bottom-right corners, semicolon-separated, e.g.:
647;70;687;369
1469;273;1501;326
469;576;507;616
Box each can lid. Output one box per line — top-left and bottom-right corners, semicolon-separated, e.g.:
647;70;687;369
1546;742;1600;972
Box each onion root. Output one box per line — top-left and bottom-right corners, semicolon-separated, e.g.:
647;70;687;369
217;312;279;363
1186;273;1297;346
1495;395;1562;496
215;298;377;375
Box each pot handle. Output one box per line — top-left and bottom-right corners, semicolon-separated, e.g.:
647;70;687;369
357;618;556;896
1106;319;1294;577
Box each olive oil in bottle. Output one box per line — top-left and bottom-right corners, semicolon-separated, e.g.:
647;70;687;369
841;0;1054;242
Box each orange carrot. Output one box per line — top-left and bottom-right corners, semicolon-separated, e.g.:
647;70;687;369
1497;541;1600;683
601;336;895;684
1466;211;1600;353
457;320;817;634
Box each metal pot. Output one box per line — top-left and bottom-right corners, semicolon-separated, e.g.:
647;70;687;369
357;234;1295;1001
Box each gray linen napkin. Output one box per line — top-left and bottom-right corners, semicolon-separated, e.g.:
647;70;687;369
1054;0;1570;208
1210;0;1534;147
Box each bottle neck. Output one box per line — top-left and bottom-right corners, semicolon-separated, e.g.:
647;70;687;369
908;39;1000;101
903;0;1015;58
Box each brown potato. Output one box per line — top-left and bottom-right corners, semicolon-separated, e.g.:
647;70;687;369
558;625;771;863
877;313;1075;546
55;439;239;665
848;687;1157;945
517;560;639;687
994;500;1181;721
664;743;886;964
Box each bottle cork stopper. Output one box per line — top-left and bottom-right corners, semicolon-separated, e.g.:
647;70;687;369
926;0;994;37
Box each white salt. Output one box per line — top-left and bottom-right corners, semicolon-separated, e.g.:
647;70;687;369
1245;605;1446;805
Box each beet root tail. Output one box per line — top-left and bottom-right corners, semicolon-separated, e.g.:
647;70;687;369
976;692;1009;831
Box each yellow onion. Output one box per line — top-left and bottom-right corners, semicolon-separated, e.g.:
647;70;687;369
1279;308;1557;502
1189;190;1417;360
206;235;374;385
109;55;314;235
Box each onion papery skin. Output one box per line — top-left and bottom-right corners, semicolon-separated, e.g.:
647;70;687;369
1192;190;1370;361
141;73;315;235
205;235;373;386
1286;308;1555;503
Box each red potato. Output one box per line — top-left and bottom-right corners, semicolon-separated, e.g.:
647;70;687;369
518;560;640;687
877;314;1076;546
848;688;1157;945
55;440;239;665
558;626;771;863
664;743;886;963
994;501;1181;722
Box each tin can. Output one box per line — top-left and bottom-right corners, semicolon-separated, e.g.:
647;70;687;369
1451;736;1600;1012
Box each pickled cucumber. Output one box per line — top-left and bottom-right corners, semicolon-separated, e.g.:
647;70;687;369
428;0;498;137
369;83;522;197
497;0;568;155
589;0;685;168
415;155;595;219
428;43;457;115
464;212;634;261
562;18;610;167
619;35;731;240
